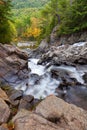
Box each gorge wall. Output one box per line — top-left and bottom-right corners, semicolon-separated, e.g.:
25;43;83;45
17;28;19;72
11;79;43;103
50;26;87;46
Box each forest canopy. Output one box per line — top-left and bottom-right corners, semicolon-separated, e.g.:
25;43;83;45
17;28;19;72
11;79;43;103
39;0;87;41
0;0;87;44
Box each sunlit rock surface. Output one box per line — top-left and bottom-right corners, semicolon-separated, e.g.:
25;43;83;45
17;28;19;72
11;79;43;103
12;96;87;130
36;95;87;130
0;98;10;124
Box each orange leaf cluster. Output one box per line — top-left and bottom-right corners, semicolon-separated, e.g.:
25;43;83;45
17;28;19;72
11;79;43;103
23;17;41;39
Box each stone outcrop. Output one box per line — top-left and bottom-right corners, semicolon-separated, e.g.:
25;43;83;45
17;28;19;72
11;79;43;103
50;27;87;45
12;109;63;130
28;39;49;58
0;43;29;85
36;95;87;130
18;95;34;110
38;42;87;65
0;88;9;102
0;98;10;124
0;88;87;130
12;96;87;130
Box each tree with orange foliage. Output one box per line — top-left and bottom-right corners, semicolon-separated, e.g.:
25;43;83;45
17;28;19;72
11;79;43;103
23;17;41;40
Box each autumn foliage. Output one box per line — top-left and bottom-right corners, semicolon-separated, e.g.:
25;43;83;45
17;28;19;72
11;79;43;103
23;17;41;40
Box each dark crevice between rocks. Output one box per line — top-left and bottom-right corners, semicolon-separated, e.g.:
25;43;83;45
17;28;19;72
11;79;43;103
47;115;68;126
47;117;61;124
74;58;87;65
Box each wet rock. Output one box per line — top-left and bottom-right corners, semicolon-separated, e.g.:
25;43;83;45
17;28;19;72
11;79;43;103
29;74;41;85
51;68;79;87
36;95;87;130
28;39;49;59
0;43;29;85
22;95;34;102
18;99;32;110
0;124;9;130
83;73;87;84
30;99;41;110
9;90;23;106
65;86;87;110
0;98;10;124
38;42;87;66
18;95;34;110
12;109;63;130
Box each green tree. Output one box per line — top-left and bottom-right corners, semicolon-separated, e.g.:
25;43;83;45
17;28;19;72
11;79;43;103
39;0;69;41
71;0;87;31
59;0;87;34
39;0;87;39
0;0;16;43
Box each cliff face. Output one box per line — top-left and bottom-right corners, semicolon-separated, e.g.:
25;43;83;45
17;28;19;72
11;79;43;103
50;26;87;45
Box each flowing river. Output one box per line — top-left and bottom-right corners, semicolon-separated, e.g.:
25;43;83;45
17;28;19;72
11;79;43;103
13;42;87;110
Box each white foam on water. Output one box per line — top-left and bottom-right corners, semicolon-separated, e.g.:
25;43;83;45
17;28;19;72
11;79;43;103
28;59;45;76
25;73;60;99
48;65;84;84
14;40;87;99
14;58;87;99
15;59;60;99
73;42;86;47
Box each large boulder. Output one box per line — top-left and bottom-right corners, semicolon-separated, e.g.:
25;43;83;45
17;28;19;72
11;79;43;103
0;43;29;85
36;95;87;130
12;109;63;130
0;98;10;124
12;96;87;130
0;88;9;102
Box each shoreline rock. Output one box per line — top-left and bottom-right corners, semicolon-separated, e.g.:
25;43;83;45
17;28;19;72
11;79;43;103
38;42;87;65
0;98;10;124
0;43;29;85
12;96;87;130
0;87;87;130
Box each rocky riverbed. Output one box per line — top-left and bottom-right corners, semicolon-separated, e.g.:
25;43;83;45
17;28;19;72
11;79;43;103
0;42;87;130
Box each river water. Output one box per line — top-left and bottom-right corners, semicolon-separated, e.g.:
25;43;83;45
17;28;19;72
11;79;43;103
14;42;87;110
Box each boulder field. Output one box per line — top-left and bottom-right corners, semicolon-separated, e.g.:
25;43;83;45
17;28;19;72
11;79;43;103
0;43;87;129
0;89;87;130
